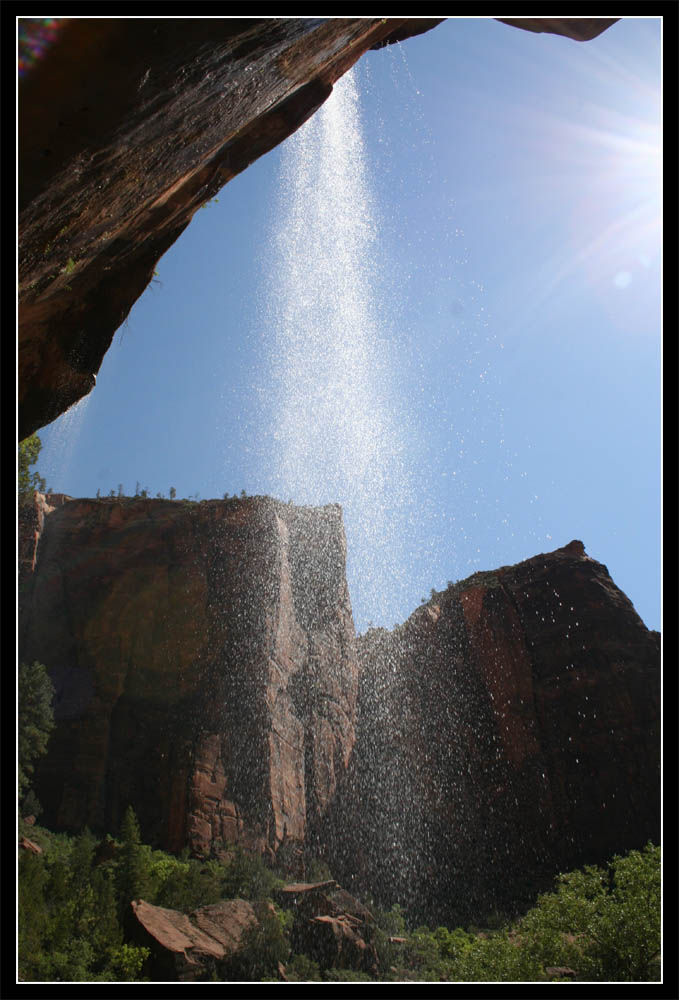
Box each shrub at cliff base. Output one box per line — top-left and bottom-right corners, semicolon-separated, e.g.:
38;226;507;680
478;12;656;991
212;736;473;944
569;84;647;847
388;843;661;983
220;901;292;980
18;829;150;981
18;661;55;801
18;820;660;982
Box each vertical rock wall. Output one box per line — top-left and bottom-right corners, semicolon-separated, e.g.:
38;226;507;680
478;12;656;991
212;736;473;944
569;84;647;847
20;496;358;866
324;542;660;924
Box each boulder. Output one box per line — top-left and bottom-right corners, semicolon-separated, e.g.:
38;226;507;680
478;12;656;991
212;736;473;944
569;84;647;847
129;897;259;981
19;837;43;855
276;880;378;973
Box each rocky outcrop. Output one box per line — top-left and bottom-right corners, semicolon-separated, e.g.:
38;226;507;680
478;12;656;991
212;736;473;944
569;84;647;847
19;837;43;855
497;18;619;41
323;541;660;926
18;16;619;440
277;880;378;973
22;495;358;864
128;897;260;981
18;491;71;585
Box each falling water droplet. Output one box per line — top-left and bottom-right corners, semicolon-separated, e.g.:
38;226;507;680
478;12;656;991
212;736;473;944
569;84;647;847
254;68;413;629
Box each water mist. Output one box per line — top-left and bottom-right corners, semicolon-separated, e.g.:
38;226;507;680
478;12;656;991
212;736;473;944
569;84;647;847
256;68;414;632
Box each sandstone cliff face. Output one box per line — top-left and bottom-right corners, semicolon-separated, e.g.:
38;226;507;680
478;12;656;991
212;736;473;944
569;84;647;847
18;16;618;440
19;491;71;584
21;496;358;864
323;541;660;925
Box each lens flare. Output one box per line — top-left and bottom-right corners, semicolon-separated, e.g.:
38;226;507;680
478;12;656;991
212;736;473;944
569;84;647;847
18;18;67;78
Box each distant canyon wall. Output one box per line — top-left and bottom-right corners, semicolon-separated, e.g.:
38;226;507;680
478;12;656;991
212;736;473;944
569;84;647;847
21;495;658;921
18;16;618;440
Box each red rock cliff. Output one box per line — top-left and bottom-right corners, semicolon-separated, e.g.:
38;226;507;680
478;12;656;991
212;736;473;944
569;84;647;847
21;495;358;866
323;541;659;924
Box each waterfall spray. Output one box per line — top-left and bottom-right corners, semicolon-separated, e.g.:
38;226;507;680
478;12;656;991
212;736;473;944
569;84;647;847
257;68;414;631
36;394;92;493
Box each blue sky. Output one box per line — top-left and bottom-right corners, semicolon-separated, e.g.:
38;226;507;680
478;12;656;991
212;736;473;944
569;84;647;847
37;17;661;634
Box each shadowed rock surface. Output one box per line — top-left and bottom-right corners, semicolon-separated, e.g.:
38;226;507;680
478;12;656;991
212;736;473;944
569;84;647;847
21;494;358;863
276;880;378;973
18;16;619;440
496;18;619;41
323;540;660;925
21;496;658;926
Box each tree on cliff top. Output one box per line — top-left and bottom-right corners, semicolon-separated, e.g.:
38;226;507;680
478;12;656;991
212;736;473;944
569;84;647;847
18;433;46;502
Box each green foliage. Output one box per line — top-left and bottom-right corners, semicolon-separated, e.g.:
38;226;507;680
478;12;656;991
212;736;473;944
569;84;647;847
97;943;151;981
514;842;661;982
18;434;46;500
117;806;152;912
220;844;284;900
18;802;659;985
153;856;225;911
364;845;660;983
284;953;323;981
324;967;375;981
18;825;149;982
18;851;49;973
222;902;291;981
370;901;408;972
447;844;661;983
18;824;289;982
305;857;334;883
18;661;55;799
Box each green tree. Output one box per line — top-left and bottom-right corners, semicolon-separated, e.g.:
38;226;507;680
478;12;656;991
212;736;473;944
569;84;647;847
284;954;323;981
517;842;661;981
223;902;291;980
448;843;661;983
18;851;49;978
221;845;283;900
169;487;177;500
117;806;152;912
18;434;46;501
18;661;55;799
98;942;150;981
154;858;225;911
